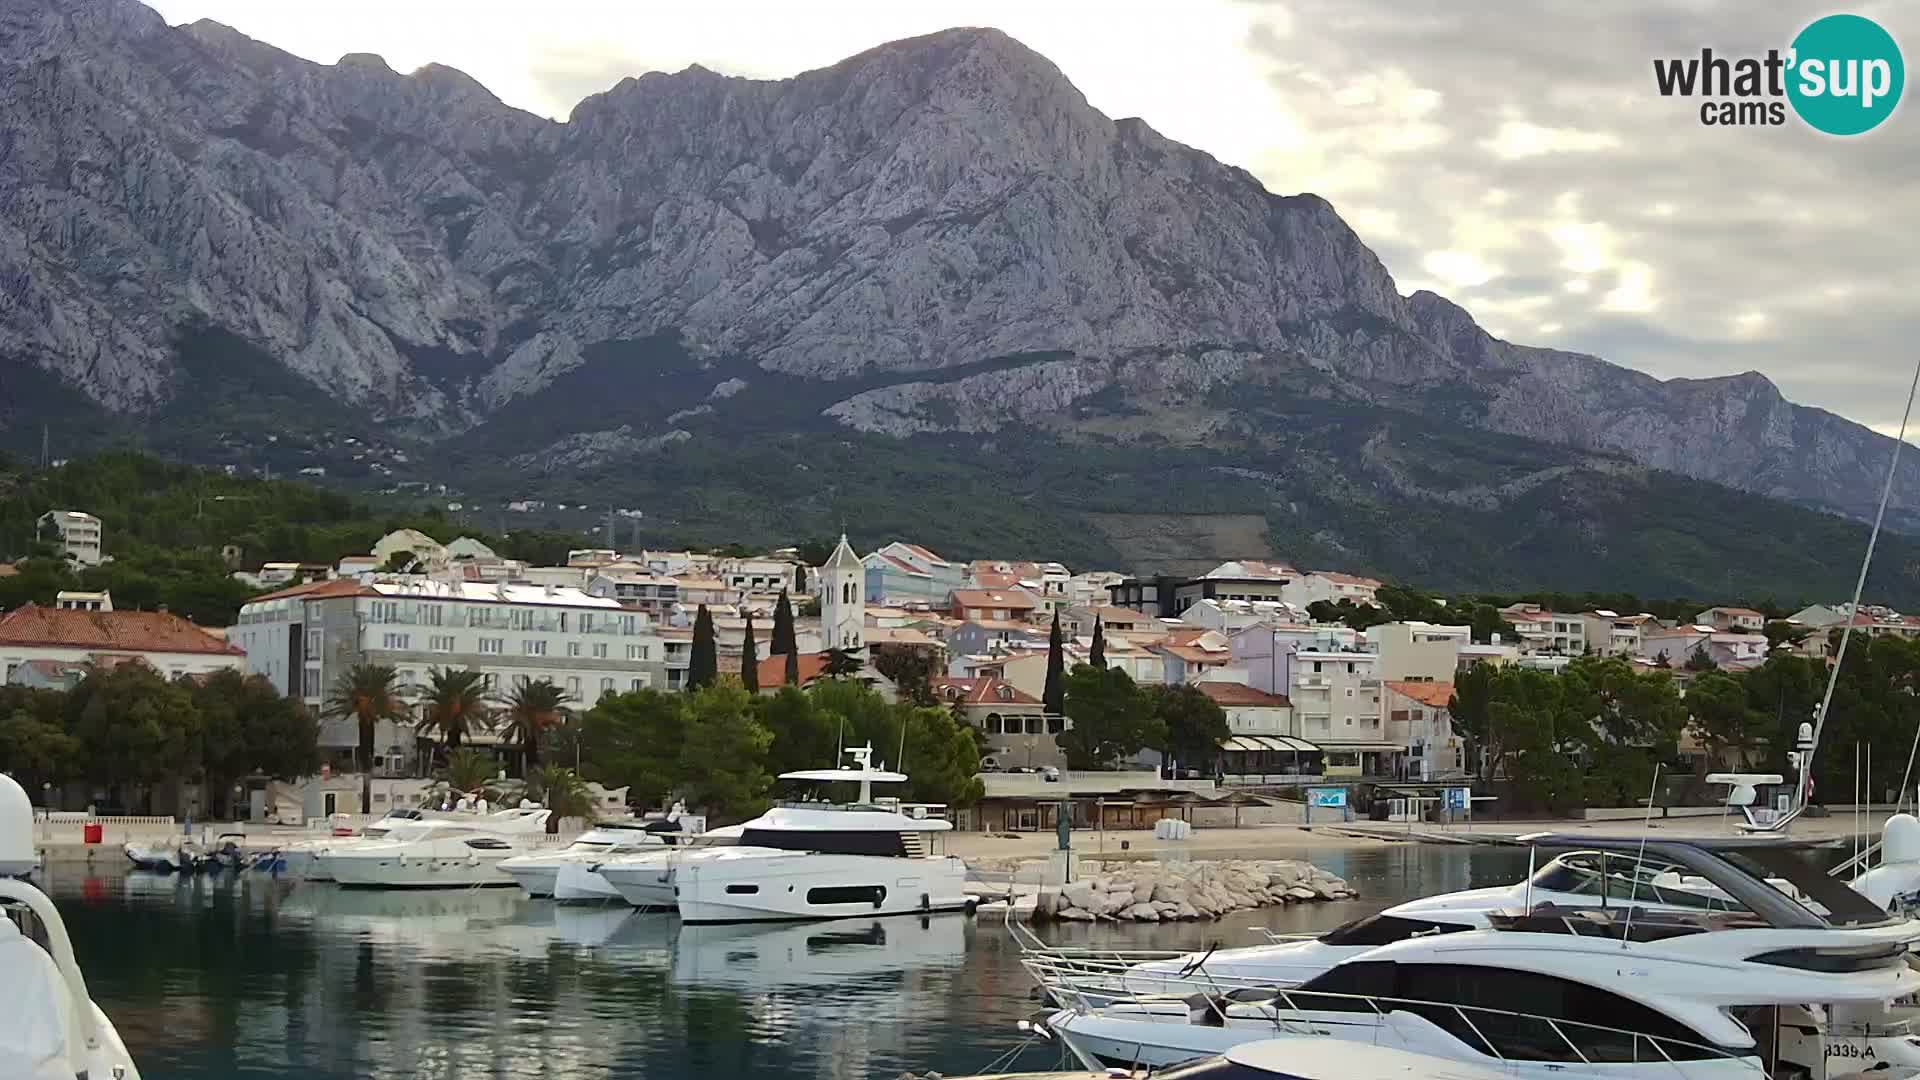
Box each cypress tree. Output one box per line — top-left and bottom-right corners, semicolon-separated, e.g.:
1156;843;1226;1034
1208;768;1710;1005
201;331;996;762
688;604;718;691
1043;611;1066;715
785;646;801;687
771;589;796;655
1090;615;1106;669
741;612;760;693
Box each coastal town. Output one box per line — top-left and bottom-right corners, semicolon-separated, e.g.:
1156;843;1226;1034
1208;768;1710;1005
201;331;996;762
4;498;1895;835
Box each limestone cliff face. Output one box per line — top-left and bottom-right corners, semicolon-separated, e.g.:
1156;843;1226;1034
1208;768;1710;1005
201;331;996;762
1;0;1911;522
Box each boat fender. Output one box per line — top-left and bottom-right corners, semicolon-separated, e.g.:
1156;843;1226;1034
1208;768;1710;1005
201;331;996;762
921;892;931;912
873;887;884;909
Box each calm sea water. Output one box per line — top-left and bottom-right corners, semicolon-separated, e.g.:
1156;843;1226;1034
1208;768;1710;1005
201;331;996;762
43;845;1531;1080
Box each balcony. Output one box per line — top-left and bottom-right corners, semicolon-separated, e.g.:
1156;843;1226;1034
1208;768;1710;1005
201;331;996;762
1294;675;1329;689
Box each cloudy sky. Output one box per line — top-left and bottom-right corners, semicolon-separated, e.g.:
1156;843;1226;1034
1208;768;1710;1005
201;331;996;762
146;0;1919;435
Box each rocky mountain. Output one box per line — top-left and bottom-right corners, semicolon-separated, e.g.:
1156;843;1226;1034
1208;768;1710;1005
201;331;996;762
3;0;1917;597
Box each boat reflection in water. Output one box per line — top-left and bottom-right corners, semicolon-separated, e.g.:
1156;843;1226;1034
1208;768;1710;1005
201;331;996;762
671;914;968;990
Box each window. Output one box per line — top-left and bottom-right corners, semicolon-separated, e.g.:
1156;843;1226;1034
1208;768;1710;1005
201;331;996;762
420;604;443;627
986;714;1004;734
1025;717;1044;735
726;884;760;895
630;678;644;691
627;644;649;660
566;642;581;657
600;677;614;693
557;612;568;632
581;613;595;633
304;664;321;690
524;640;547;656
430;635;455;652
807;885;886;906
1345;687;1355;698
566;676;581;696
1047;715;1065;735
381;632;410;650
479;638;504;655
593;643;608;659
621;615;638;634
1312;661;1323;673
1385;963;1720;1062
305;629;322;655
464;838;512;850
1346;662;1355;674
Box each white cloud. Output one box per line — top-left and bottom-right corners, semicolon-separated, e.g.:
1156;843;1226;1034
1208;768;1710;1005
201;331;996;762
1483;121;1621;160
1421;250;1501;288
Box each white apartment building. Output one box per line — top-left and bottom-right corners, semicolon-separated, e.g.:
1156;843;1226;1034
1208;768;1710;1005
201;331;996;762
230;576;666;765
1499;603;1586;654
38;510;103;565
716;556;799;596
1577;610;1656;657
1231;625;1389;776
1281;570;1384;609
1363;621;1468;681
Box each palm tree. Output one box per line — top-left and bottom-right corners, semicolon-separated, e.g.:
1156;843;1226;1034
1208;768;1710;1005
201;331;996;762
500;679;573;773
418;667;493;754
444;747;497;796
322;663;409;815
521;764;596;834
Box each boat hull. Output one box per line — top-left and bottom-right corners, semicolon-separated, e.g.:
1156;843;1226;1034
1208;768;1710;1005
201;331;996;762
320;853;516;889
554;863;623;902
673;852;972;924
597;862;678;909
500;865;560;898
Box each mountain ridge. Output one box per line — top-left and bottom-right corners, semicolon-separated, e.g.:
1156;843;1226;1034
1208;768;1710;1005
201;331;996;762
3;0;1919;602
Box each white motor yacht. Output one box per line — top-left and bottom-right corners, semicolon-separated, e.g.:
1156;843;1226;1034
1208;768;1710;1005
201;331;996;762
1042;834;1920;1078
498;820;681;899
0;774;142;1080
595;824;748;909
316;811;553;888
934;1039;1515;1080
274;806;552;880
671;744;972;924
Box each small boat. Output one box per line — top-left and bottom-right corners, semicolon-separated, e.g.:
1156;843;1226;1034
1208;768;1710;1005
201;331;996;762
269;806;554;880
1;774;143;1080
123;838;213;873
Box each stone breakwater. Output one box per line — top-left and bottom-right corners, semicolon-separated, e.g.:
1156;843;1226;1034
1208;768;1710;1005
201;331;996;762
1036;859;1353;922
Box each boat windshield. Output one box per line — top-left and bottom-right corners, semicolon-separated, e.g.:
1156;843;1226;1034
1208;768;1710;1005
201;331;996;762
1527;852;1754;912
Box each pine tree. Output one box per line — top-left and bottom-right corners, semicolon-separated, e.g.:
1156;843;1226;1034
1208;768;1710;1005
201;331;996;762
688;604;718;691
1090;615;1106;669
1043;611;1066;715
771;589;796;655
741;612;760;693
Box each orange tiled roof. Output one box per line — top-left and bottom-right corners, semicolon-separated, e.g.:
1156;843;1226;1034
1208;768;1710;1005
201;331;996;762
1195;682;1291;707
752;651;830;687
0;603;245;656
929;675;1042;706
1384;680;1455;709
950;589;1039;610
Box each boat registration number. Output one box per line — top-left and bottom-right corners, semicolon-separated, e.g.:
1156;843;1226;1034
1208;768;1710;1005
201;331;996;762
1827;1041;1877;1061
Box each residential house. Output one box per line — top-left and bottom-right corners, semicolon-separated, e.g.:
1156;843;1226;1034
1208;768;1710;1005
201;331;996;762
1196;682;1317;780
336;554;381;578
1382;681;1463;781
1498;603;1586;654
930;676;1060;770
1169;560;1299;614
949;588;1041;624
38;510;103;565
1066;571;1127;609
370;528;446;569
586;564;681;616
1458;639;1521;669
1363;621;1468;681
863;542;965;607
945;620;1043;660
717;556;799;596
1787;604;1848;629
229;576;665;773
1230;625;1387;776
1577;610;1657;657
1061;604;1164;639
1695;607;1767;632
1177;598;1300;633
1281;570;1384;609
1153;630;1237;685
1638;626;1769;670
566;548;622;569
2;603;244;685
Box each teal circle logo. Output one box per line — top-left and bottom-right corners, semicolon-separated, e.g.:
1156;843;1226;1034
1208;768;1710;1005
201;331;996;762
1787;14;1904;135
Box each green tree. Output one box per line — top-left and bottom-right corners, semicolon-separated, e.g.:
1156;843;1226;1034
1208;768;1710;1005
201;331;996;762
1089;616;1106;669
1684;643;1717;672
1686;670;1766;773
499;678;573;773
1763;620;1811;651
1467;604;1518;645
379;551;418;573
688;605;718;691
578;689;686;809
872;648;937;705
418;668;492;751
1043;612;1066;714
1059;664;1162;770
770;590;797;655
321;663;409;815
1307;598;1394;632
1149;684;1229;774
0;687;78;800
756;685;840;778
680;684;774;819
1447;663;1499;780
824;648;864;678
740;613;760;693
785;646;801;687
895;704;986;807
445;747;498;793
66;663;203;810
520;764;595;834
191;669;320;817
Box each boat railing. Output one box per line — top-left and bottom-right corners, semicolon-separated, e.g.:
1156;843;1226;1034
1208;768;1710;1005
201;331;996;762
1014;927;1319;1002
1042;976;1769;1077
